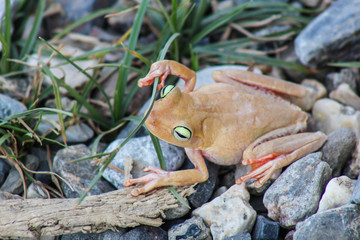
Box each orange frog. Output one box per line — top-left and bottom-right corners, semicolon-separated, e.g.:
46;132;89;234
124;60;327;196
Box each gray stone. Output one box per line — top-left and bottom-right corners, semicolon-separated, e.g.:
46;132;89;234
344;140;360;178
53;144;115;198
0;159;10;186
295;0;360;67
263;152;332;228
300;0;322;7
321;128;356;176
252;215;280;240
164;198;191;220
326;69;358;93
187;159;219;208
0;155;40;194
223;233;252;240
61;228;126;240
351;174;360;204
0;190;22;200
168;216;211;240
193;184;256;240
294;204;360;240
56;122;94;143
119;226;167;240
102;136;185;189
0;94;27;119
27;182;48;199
30;147;52;185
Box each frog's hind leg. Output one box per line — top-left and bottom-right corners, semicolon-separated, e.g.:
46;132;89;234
236;131;327;187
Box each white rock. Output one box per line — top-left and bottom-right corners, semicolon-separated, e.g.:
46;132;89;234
312;98;360;137
27;45;97;94
318;176;354;212
192;183;256;240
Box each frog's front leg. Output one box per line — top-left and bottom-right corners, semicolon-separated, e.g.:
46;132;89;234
236;131;327;187
123;148;209;196
138;60;196;93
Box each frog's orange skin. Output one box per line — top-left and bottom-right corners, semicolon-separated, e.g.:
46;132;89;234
124;60;327;196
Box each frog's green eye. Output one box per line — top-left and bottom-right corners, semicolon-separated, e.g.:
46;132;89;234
173;126;192;141
160;85;175;98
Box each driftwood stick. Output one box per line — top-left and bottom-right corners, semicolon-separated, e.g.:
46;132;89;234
0;186;194;239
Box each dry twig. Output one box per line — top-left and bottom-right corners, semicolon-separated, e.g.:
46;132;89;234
0;186;194;239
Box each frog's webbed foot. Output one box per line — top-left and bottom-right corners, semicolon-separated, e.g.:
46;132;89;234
123;166;169;196
138;60;196;93
236;153;283;187
236;131;327;187
138;62;170;91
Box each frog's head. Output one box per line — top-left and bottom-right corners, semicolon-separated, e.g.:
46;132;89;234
145;85;203;149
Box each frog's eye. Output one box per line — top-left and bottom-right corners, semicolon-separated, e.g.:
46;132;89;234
160;85;175;98
173;126;192;141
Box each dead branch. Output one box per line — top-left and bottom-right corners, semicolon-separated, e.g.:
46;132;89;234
0;186;194;239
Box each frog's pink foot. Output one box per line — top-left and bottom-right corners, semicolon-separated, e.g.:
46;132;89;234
236;153;283;187
123;166;169;197
138;62;170;91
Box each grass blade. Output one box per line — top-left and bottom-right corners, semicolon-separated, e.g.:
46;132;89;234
114;0;149;121
18;0;45;62
190;1;250;45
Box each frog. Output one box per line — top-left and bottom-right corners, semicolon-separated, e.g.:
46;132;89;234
124;60;327;196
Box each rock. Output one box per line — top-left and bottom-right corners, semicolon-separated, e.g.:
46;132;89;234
300;0;322;7
211;186;228;199
330;83;360;110
318;176;354;212
0;159;10;186
326;68;358;93
320;128;356;176
350;174;360;204
263;152;332;228
30;147;52;186
294;204;360;240
61;228;126;240
235;164;280;196
193;184;256;240
223;233;252;240
0;94;27;119
0;190;22;200
119;226;167;240
56;122;94;143
102;136;185;189
289;79;326;111
344;139;360;178
251;215;280;240
53;144;115;198
0;155;40;194
285;230;295;240
187;159;219;208
27;182;48;199
312;98;360;137
27;45;98;94
295;0;360;67
168;216;211;240
164;199;191;220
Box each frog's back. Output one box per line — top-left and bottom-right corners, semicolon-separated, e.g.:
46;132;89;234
190;82;307;165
